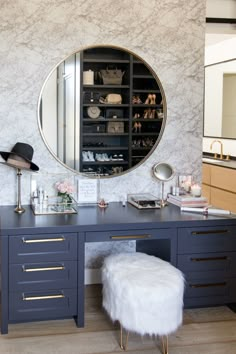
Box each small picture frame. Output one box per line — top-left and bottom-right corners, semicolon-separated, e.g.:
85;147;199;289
77;179;98;204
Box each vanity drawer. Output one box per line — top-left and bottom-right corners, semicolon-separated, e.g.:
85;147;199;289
178;226;236;254
184;277;236;307
86;228;176;242
9;288;77;322
9;260;77;292
177;252;236;278
9;233;77;263
185;277;231;298
211;165;236;193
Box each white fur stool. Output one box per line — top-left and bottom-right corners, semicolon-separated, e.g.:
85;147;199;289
102;252;184;353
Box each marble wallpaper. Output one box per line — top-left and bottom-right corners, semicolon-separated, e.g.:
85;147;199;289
0;0;205;277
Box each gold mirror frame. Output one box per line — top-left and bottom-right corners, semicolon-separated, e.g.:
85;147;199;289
38;45;167;178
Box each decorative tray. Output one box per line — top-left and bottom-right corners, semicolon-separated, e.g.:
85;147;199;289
127;193;160;209
31;196;78;215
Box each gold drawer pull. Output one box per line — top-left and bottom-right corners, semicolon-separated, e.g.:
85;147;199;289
22;236;65;243
22;265;65;272
191;230;229;235
23;294;65;301
190;256;228;262
111;234;152;240
190;282;226;288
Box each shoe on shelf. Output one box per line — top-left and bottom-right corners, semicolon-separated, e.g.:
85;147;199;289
144;94;152;104
133;122;138;132
144;93;156;105
112;154;119;161
82;151;90;162
132;95;142;104
136;96;142;104
118;154;124;161
143;109;148;119
87;151;95;161
95;153;102;162
102;153;110;161
151;94;156;104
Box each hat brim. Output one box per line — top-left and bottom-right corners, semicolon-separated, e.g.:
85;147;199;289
0;151;39;171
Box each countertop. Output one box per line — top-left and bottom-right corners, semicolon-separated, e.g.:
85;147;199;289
1;203;236;235
202;154;236;169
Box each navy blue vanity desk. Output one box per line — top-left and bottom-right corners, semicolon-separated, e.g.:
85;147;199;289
1;203;236;334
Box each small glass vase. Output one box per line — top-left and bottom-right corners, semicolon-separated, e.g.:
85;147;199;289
58;192;73;210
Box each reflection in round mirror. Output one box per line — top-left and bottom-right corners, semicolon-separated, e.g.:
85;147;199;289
38;45;166;178
152;162;174;207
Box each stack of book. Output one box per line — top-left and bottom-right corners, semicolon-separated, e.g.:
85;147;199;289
167;194;208;208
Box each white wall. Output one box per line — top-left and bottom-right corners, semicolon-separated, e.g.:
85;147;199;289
0;0;205;206
205;0;236;45
0;0;205;277
206;0;236;18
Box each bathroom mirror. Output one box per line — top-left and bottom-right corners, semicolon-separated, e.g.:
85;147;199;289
38;45;166;178
152;162;174;207
204;58;236;139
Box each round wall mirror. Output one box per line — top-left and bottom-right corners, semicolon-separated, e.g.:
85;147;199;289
38;45;167;178
152;162;174;207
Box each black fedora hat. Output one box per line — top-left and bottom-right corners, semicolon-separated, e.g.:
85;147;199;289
0;142;39;171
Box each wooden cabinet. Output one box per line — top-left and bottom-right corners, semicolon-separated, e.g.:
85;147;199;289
202;163;236;213
81;47;164;176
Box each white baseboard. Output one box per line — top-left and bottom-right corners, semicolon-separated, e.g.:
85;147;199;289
85;268;102;285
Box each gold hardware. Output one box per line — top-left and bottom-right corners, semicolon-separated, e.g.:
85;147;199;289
190;282;226;288
226;154;230;160
210;139;224;159
161;335;168;354
23;293;65;301
120;324;129;351
22;265;65;272
190;256;228;262
22;236;65;243
191;229;229;235
120;323;168;354
111;234;151;240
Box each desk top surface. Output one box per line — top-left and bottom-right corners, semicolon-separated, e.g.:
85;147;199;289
0;203;236;235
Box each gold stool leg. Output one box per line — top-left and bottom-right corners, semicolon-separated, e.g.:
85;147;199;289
161;335;168;354
120;324;129;351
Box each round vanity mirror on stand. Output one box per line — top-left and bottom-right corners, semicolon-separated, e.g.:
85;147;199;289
152;162;174;207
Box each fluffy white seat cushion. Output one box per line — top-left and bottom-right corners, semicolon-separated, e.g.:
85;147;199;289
102;252;184;336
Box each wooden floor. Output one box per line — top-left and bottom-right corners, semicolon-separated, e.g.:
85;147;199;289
2;285;236;353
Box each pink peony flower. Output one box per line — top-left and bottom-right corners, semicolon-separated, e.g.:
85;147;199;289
55;179;75;194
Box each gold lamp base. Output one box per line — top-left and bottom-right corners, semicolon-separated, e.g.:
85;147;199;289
14;206;25;214
14;168;25;214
